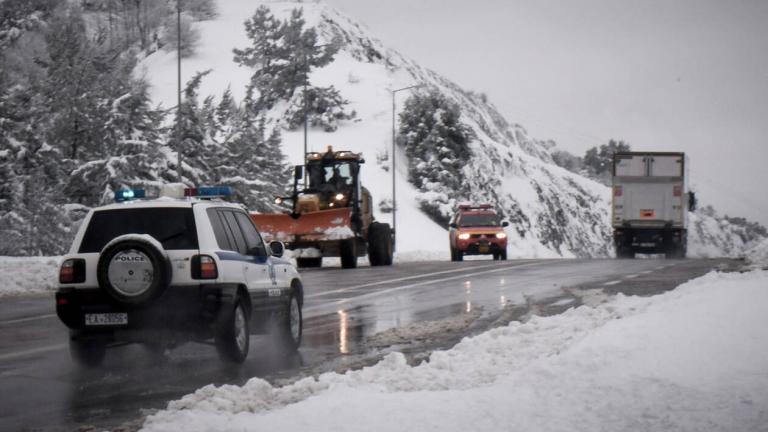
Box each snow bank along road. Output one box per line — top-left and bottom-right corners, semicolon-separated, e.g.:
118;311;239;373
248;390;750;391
0;258;736;431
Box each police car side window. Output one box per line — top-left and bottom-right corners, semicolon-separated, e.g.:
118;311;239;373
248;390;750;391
220;211;248;254
207;208;234;251
234;212;267;257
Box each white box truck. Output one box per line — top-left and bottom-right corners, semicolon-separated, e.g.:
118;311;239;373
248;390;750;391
612;152;695;258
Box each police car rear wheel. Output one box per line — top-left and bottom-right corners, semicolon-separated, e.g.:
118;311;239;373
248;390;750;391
69;335;107;367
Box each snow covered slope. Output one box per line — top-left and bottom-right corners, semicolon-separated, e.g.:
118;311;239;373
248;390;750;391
136;0;761;258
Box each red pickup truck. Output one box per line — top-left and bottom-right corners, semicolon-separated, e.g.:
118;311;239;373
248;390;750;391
448;204;508;261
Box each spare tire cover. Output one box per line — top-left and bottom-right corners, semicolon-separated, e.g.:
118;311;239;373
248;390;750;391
97;237;170;305
107;249;155;297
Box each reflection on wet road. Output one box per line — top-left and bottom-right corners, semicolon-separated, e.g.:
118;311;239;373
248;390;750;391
0;258;735;431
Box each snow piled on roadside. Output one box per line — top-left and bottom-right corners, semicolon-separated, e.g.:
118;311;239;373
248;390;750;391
746;238;768;269
0;257;60;297
141;270;768;432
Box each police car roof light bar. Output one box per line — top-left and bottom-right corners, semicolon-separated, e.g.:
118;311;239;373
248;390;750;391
114;189;146;202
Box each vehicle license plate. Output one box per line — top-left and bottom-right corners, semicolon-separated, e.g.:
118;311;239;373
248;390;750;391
85;313;128;326
479;245;489;253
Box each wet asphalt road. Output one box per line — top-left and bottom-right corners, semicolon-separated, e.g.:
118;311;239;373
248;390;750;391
0;258;738;431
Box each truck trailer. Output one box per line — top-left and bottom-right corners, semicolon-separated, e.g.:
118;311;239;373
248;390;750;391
612;152;695;258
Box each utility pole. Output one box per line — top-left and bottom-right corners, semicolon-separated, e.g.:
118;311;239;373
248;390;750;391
303;42;331;186
390;84;422;253
176;0;183;183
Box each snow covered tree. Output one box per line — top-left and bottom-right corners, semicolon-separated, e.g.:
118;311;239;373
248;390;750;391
233;6;339;109
398;89;475;226
216;114;290;211
64;79;171;206
583;139;630;184
161;11;200;58
283;85;356;132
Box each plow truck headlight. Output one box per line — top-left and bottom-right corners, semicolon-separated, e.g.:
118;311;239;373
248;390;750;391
495;232;507;239
458;233;471;240
274;196;283;204
334;193;345;201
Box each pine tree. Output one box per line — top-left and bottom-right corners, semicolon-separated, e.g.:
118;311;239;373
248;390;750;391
64;79;170;206
583;139;630;184
397;89;475;226
233;7;339;109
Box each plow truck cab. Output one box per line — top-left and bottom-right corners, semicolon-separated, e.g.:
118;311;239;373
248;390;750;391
251;147;393;269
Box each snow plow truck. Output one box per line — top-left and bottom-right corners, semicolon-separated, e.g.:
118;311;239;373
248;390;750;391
250;147;393;269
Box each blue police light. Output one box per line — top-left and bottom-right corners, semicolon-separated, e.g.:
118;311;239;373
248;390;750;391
183;186;233;198
199;186;232;197
114;189;146;202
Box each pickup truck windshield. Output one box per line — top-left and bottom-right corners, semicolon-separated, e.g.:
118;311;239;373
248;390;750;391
459;213;500;227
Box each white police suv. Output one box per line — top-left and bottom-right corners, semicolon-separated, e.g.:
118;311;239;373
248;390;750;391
55;186;303;366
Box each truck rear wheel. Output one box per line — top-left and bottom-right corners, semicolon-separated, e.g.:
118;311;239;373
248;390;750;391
450;247;458;262
665;245;686;259
367;222;393;266
340;238;358;269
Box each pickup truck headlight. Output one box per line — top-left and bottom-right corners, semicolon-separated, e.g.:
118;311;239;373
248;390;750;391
334;193;345;201
458;233;471;240
495;232;507;239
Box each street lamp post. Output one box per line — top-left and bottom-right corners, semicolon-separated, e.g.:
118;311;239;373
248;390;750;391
176;0;183;183
303;42;331;186
391;84;422;252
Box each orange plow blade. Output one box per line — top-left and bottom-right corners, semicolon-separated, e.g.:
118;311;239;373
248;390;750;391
250;208;354;243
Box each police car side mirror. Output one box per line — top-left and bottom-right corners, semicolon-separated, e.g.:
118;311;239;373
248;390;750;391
269;241;285;258
502;221;509;227
449;223;457;229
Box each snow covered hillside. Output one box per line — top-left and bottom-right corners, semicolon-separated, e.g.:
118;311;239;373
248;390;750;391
141;269;768;432
136;0;763;258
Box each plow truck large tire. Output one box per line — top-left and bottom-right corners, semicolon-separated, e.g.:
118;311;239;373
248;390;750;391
340;239;358;269
368;222;393;266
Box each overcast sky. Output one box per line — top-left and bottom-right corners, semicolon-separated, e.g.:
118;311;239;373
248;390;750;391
326;0;768;227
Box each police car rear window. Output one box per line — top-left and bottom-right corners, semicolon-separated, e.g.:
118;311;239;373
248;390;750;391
79;208;198;253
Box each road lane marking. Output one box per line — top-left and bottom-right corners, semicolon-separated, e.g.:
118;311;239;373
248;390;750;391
625;274;639;279
305;261;540;300
0;313;57;326
639;270;653;274
603;280;622;286
0;343;67;362
304;261;547;313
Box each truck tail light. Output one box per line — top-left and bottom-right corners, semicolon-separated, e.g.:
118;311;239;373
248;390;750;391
673;185;682;197
192;255;218;279
613;186;622;197
59;259;85;284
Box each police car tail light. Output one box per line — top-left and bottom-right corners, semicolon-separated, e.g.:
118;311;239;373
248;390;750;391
191;255;218;279
59;259;85;284
114;189;146;202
